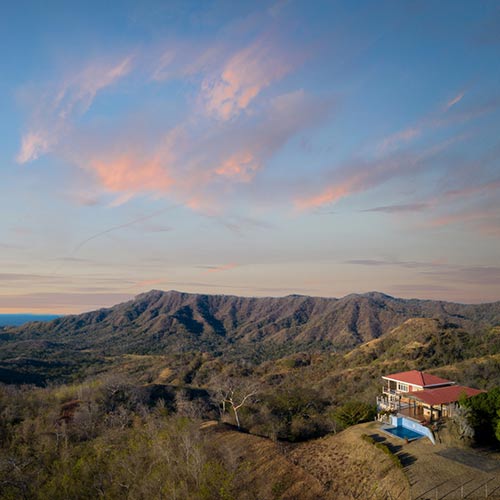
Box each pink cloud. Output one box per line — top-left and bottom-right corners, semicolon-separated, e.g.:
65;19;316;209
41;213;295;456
134;278;166;288
89;154;173;197
378;126;421;153
16;34;330;214
54;56;133;118
17;56;133;164
215;151;260;181
74;88;331;211
375;89;472;154
201;39;293;120
152;43;226;82
295;183;353;210
445;91;465;110
295;138;458;211
424;204;500;237
16;131;50;163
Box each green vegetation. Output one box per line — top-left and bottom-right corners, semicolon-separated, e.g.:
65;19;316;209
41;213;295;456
0;378;237;500
0;291;499;498
461;387;500;446
332;401;376;428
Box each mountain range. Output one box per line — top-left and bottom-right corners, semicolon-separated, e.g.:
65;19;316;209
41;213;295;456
1;290;499;386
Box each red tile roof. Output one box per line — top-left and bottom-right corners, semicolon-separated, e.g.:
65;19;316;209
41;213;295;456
382;370;453;388
407;385;485;406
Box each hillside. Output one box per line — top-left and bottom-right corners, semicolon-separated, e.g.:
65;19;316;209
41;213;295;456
208;422;410;500
3;289;500;351
0;290;499;386
0;291;499;499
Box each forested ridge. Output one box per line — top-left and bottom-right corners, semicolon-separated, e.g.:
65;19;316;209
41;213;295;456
1;290;500;499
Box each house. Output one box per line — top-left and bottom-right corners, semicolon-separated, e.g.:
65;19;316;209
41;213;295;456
377;370;483;422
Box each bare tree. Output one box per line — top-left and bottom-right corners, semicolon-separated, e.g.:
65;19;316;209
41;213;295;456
175;389;204;420
212;377;258;429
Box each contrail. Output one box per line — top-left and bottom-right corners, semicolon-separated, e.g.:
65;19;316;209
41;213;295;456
52;205;177;274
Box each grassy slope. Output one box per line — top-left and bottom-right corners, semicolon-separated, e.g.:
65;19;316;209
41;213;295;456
208;422;410;500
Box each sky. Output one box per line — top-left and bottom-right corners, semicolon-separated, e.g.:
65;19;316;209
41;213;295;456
1;0;499;313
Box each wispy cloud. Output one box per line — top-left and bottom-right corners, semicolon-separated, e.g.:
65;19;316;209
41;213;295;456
89;152;174;199
0;273;68;283
445;91;465;110
347;258;500;289
133;278;166;288
442;178;500;201
214;151;260;181
200;263;238;274
16;131;51;164
345;258;445;269
54;206;176;270
151;42;227;82
16;55;133;164
376;89;472;154
427;207;500;236
421;266;500;287
200;38;293;120
361;202;430;213
377;127;421;153
295;139;453;210
77;88;332;210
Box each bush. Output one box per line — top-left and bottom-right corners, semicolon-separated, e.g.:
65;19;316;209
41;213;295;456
461;387;500;446
333;401;377;428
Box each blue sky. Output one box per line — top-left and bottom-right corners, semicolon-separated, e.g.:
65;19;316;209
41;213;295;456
1;0;499;312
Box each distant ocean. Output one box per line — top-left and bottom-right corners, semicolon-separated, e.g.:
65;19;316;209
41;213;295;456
0;314;60;327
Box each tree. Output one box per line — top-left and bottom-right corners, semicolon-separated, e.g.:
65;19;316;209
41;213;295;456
333;401;376;428
451;405;474;442
212;378;258;429
461;387;500;445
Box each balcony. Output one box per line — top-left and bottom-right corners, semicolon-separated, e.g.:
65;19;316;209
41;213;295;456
382;387;398;396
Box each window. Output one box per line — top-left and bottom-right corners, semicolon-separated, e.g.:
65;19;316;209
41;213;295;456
397;382;408;392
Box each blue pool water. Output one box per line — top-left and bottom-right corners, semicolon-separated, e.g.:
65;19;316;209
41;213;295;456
383;426;423;441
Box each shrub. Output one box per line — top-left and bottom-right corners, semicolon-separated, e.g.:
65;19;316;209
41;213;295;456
333;401;377;428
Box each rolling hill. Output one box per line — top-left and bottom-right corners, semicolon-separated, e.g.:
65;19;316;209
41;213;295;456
0;290;499;386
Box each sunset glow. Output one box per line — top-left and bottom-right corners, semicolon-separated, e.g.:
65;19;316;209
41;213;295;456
1;1;499;313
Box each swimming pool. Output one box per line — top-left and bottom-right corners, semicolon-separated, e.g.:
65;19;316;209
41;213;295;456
383;426;424;441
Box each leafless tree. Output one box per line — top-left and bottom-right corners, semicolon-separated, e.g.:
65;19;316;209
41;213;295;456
212;377;258;429
175;389;203;419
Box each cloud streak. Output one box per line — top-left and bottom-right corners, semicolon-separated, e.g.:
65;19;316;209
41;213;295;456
53;206;176;271
361;202;430;213
200;263;238;274
17;55;133;164
295;139;452;210
200;38;293;120
445;91;465;110
77;87;332;211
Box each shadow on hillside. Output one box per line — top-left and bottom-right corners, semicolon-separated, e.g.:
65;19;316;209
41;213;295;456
368;433;417;467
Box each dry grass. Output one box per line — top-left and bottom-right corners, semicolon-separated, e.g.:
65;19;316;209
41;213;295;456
289;422;410;500
207;422;411;500
156;366;172;382
209;426;326;499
